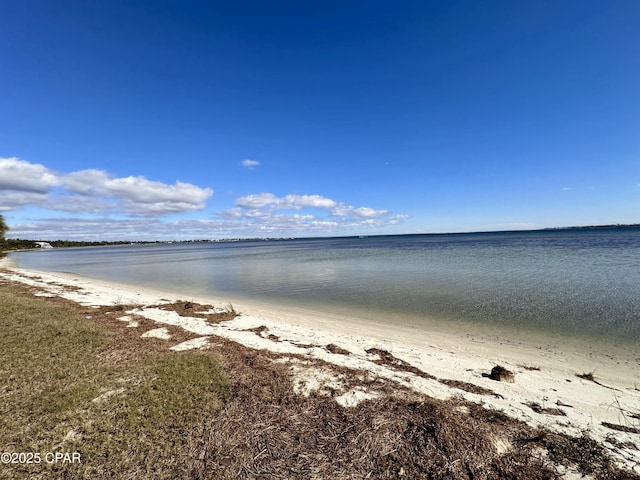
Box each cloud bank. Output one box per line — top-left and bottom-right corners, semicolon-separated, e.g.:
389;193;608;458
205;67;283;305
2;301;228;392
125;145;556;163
0;157;213;215
1;157;407;240
224;192;406;236
0;158;60;193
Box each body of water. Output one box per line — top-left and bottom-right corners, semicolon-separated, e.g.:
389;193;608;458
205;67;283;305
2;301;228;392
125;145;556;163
9;227;640;343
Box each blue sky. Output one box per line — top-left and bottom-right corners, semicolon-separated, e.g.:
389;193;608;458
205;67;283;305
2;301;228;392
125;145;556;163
1;0;638;240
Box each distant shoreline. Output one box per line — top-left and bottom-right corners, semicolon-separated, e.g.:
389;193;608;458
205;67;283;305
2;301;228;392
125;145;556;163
4;223;639;247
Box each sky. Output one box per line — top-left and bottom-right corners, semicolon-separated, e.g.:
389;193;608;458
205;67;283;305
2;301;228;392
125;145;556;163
1;0;639;241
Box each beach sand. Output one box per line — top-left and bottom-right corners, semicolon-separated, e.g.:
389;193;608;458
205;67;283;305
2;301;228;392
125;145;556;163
1;256;639;474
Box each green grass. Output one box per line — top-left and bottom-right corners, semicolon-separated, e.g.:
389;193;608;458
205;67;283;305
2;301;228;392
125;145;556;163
0;284;230;479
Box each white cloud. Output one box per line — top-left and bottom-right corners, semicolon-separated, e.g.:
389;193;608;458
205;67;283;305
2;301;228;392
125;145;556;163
0;190;50;211
235;193;337;210
0;157;60;193
0;159;213;216
63;169;111;195
235;193;279;209
279;194;337;209
331;204;388;218
220;208;244;219
47;195;117;214
225;191;406;237
241;159;260;169
1;158;407;240
311;220;339;228
64;170;213;214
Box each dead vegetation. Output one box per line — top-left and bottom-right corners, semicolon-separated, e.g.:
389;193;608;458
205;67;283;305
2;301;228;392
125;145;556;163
326;343;351;355
525;402;566;416
365;347;498;396
194;340;639;479
154;299;238;322
194;343;552;479
247;325;281;341
366;347;437;380
520;364;541;371
439;379;495;396
601;422;640;434
576;371;619;390
488;365;515;382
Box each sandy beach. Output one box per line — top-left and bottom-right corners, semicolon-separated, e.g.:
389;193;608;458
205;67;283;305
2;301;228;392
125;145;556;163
1;256;639;474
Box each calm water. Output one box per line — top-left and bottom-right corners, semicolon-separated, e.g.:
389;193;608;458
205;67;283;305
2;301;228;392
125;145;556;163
9;228;640;342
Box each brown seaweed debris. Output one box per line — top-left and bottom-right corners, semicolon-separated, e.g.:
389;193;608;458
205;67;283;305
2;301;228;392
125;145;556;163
155;300;237;322
576;371;619;390
326;343;351;355
438;379;495;396
365;347;436;380
246;325;281;341
526;402;566;416
602;422;640;434
488;365;515;383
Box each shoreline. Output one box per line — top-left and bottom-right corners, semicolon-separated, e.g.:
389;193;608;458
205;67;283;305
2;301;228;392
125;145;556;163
1;257;639;473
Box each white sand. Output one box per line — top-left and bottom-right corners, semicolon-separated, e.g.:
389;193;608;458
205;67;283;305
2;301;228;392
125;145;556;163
1;258;638;473
141;327;172;340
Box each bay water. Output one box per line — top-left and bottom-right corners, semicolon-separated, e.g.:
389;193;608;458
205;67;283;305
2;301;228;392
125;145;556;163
9;227;640;345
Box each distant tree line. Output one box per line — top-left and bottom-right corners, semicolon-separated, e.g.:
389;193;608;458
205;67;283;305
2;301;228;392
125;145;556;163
0;217;161;252
1;238;158;252
1;238;37;251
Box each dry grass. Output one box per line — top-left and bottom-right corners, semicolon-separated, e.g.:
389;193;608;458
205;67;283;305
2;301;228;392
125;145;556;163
1;276;638;480
0;281;230;479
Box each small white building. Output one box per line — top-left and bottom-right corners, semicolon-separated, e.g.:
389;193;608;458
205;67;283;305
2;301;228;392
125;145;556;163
35;242;53;249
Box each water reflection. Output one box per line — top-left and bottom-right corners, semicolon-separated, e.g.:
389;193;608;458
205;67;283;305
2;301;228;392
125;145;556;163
9;229;640;341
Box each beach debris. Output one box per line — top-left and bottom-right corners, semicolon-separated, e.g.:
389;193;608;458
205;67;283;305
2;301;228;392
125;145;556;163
155;300;237;322
576;371;619;390
365;347;436;380
601;422;640;435
438;378;495;396
519;365;541;371
246;325;280;341
525;402;566;416
577;371;596;381
489;365;515;382
326;343;351;355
